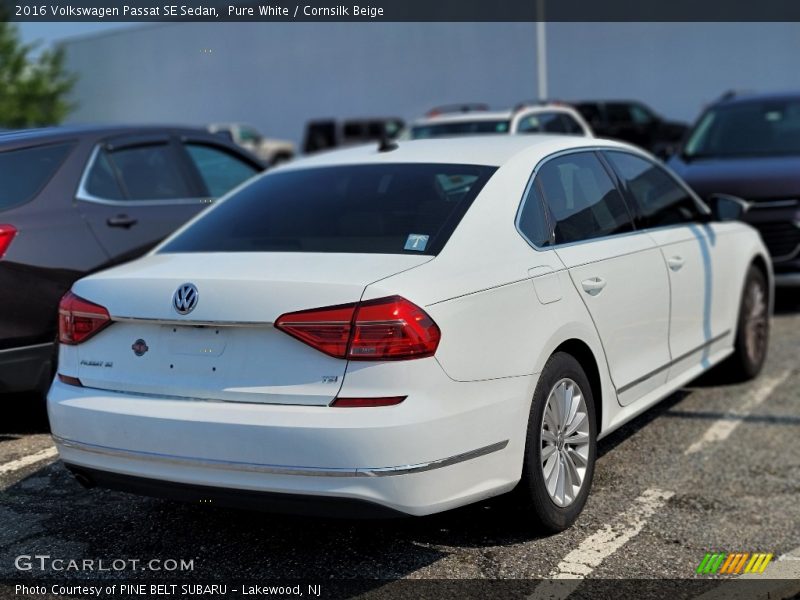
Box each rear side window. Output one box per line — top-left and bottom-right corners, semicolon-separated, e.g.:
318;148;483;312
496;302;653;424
0;143;73;211
87;143;192;201
517;182;552;247
160;163;496;255
184;144;259;198
536;152;633;244
604;151;705;227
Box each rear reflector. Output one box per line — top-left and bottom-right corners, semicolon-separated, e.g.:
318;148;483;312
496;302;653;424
0;224;17;259
58;374;83;387
275;295;440;361
58;291;112;345
331;396;406;408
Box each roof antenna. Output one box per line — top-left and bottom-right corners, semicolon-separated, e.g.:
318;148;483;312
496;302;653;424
378;129;398;153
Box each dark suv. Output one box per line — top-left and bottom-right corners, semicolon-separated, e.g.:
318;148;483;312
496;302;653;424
669;93;800;286
0;125;263;394
574;100;688;155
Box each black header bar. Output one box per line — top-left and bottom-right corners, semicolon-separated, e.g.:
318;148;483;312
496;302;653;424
5;0;800;22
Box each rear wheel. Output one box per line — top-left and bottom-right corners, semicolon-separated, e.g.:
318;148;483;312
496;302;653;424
517;352;597;533
723;266;769;381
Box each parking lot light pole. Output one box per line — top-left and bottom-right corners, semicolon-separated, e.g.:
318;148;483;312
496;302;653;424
537;0;548;101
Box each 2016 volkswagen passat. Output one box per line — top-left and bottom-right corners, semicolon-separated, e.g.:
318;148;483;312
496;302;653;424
48;136;772;531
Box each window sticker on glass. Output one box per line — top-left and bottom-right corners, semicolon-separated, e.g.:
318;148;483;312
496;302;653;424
405;234;429;251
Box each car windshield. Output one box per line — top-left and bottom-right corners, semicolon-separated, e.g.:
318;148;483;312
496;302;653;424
160;163;497;255
410;120;510;139
683;99;800;158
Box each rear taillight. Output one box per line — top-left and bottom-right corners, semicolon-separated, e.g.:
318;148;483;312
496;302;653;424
58;291;112;345
275;295;440;361
0;225;17;259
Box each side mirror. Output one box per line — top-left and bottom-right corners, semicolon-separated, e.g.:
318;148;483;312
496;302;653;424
708;193;750;221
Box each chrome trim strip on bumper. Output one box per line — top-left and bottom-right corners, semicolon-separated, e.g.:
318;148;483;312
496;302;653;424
52;435;509;478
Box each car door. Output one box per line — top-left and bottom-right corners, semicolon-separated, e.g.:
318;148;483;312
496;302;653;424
603;150;735;380
536;150;672;405
76;133;207;263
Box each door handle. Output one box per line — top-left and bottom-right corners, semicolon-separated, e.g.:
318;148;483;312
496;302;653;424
107;215;138;229
580;277;607;296
667;256;685;271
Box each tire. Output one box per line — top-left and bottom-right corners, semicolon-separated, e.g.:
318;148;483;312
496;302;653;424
722;265;770;381
516;352;597;533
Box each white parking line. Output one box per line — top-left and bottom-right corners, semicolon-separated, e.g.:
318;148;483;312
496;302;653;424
0;446;58;475
685;369;791;455
529;488;674;599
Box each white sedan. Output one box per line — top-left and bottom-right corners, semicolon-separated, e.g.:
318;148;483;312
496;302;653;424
49;136;771;531
405;103;594;139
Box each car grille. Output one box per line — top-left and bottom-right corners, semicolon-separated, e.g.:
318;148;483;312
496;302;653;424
752;221;800;260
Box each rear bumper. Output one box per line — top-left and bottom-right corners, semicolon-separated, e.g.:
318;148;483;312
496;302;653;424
0;342;55;394
63;464;407;518
47;372;533;516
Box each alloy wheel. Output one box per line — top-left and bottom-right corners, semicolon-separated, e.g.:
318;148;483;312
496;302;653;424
540;378;590;507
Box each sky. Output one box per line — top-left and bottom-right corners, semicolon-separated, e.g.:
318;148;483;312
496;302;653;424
17;23;137;47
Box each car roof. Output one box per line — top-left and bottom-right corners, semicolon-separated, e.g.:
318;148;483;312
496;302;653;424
0;124;218;146
413;105;576;126
280;135;635;170
714;92;800;107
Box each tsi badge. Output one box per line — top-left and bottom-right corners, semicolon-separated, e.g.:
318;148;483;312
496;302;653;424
131;339;149;357
173;283;199;315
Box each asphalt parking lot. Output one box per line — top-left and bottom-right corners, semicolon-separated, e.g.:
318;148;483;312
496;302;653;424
1;290;799;598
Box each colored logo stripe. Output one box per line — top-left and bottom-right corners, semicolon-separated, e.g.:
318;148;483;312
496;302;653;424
697;552;773;574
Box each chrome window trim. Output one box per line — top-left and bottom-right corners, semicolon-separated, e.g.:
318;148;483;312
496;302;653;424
75;144;214;207
52;435;509;478
514;145;640;252
514;146;715;254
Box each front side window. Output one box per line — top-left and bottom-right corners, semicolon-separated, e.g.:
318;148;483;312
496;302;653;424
0;143;73;211
87;143;192;201
536;152;633;244
160;163;497;255
604;151;704;227
184;144;259;198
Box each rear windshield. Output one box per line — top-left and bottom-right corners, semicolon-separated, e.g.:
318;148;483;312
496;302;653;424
160;163;497;255
411;120;510;139
0;143;74;211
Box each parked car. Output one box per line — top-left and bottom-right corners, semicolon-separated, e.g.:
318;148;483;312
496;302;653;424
574;100;687;155
669;92;800;286
405;102;593;139
49;135;771;531
0;125;264;395
207;123;294;166
302;117;404;154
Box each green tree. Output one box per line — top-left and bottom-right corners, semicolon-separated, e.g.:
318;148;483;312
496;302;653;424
0;18;76;128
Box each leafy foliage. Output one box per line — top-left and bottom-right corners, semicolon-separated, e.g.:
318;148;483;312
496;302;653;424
0;18;76;128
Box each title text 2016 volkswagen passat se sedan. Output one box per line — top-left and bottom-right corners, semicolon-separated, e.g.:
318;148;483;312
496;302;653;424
48;136;771;531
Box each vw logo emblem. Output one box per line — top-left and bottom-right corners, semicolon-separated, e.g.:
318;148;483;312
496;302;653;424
173;283;199;315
